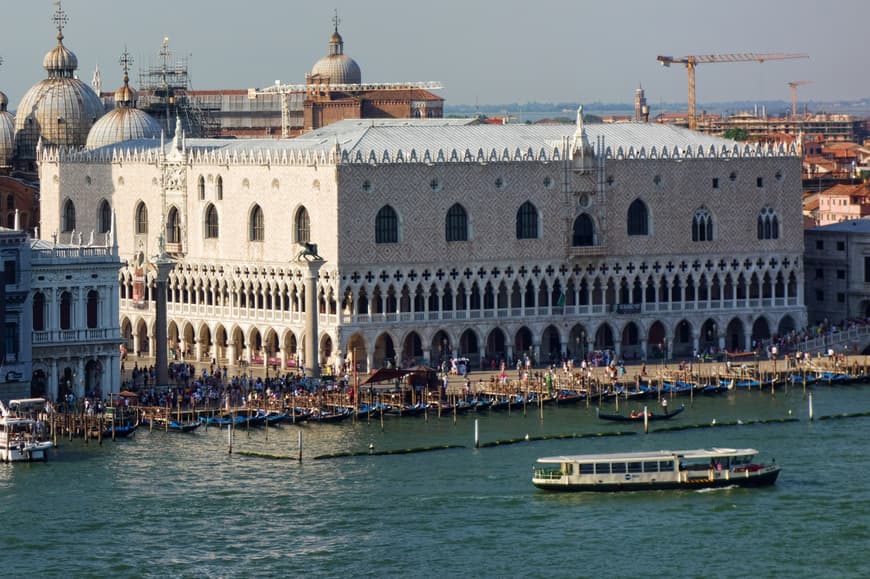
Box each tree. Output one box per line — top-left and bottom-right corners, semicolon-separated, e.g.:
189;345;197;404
723;128;749;141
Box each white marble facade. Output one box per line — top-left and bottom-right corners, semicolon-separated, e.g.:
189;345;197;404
37;116;807;373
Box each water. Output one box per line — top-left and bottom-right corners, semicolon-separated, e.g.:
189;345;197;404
2;386;870;578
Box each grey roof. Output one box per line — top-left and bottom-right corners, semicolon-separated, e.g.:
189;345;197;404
85;117;748;159
809;218;870;233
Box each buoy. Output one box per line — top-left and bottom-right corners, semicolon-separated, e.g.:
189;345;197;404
711;418;717;425
524;434;530;440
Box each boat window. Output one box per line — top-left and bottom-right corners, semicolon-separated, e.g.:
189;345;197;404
611;462;627;474
563;463;574;475
579;463;594;475
660;460;674;471
628;462;643;473
595;463;610;475
642;461;659;473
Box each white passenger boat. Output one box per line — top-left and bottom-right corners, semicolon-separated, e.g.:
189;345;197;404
0;398;52;463
532;447;780;492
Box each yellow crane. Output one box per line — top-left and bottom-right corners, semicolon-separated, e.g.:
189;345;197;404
788;80;812;117
657;53;809;129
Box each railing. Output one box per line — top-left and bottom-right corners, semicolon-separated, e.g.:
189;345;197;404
33;328;114;344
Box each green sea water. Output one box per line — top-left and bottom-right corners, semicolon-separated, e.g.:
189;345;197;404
2;386;869;578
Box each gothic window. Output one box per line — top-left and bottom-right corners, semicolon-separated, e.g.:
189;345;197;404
516;201;538;239
216;175;224;201
166;206;181;244
62;199;76;233
572;214;595;246
135;202;148;234
295;206;310;244
757;207;779;240
627;199;649;236
249;204;264;242
97;199;112;234
692;208;713;242
375;205;399;244
198;175;205;200
204;204;219;239
445;203;468;242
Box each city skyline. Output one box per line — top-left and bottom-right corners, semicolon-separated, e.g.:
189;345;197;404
1;0;867;112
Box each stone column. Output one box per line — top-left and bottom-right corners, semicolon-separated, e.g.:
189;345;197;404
299;256;325;378
153;254;176;387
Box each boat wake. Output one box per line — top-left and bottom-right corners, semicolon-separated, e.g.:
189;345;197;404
695;485;739;493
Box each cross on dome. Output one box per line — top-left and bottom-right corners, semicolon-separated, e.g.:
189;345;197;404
52;1;68;40
332;9;340;32
119;47;134;75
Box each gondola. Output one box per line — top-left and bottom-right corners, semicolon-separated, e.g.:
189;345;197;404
99;422;139;438
596;404;685;422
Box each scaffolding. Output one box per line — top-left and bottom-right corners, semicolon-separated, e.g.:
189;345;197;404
137;37;216;138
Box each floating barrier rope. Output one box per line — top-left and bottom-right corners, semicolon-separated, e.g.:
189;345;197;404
313;444;464;460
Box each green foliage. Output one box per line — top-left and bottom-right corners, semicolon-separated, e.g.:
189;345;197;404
723;128;749;141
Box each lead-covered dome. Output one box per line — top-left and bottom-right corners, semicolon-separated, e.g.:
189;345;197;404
0;92;14;168
309;26;361;85
13;15;103;169
86;70;161;149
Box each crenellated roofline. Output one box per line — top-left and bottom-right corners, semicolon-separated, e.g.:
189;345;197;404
37;139;798;168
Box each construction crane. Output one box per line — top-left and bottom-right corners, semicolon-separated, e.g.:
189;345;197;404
248;80;443;138
657;53;809;130
788;80;812;117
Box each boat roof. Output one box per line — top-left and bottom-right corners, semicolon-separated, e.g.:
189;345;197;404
536;448;758;464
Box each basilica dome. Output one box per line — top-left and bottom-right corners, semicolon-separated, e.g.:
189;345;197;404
309;27;361;85
86;71;161;149
0;92;14;168
13;22;104;169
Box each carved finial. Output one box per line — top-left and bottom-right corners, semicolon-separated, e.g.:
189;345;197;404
332;9;340;33
52;1;68;41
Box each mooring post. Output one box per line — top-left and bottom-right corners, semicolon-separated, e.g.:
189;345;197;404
808;393;814;421
298;430;303;461
643;405;649;434
474;418;479;449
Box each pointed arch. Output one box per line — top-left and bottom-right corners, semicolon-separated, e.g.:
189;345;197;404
446;203;468;242
97;199;112;234
249;204;264;242
204;203;219;239
62;198;76;233
627;199;649;236
294;206;310;244
515;201;539;239
135;201;148;235
375;205;399;244
572;213;595;246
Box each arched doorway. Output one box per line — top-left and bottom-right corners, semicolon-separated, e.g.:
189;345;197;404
401;331;423;367
515;327;533;363
198;324;212;362
751;317;771;350
431;329;451;364
84;359;102;397
181;322;195;358
700;318;719;354
726;317;745;352
283;331;299;368
648;321;666;359
594;324;614;351
214;325;228;363
231;327;246;364
673;319;693;358
320;334;333;369
264;330;279;366
569;324;589;362
347;333;367;373
541;325;561;366
31;369;47;398
459;328;480;367
135;319;149;357
777;315;796;337
621;322;641;361
374;332;396;368
168;321;180;359
486;327;507;366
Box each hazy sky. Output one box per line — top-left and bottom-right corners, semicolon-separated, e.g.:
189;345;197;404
2;0;866;110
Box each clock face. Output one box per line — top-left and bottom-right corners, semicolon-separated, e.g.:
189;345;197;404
578;194;590;208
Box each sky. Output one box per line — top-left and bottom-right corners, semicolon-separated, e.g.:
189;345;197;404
1;0;867;111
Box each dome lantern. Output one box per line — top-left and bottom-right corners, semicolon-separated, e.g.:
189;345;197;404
309;11;361;85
